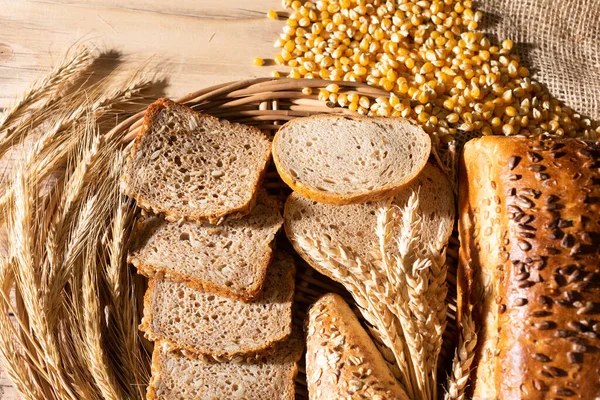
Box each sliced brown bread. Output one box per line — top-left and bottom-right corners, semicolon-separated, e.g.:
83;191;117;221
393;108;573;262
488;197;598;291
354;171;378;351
272;114;431;205
128;192;283;302
307;294;409;400
284;163;455;269
140;251;295;358
147;332;303;400
121;98;271;224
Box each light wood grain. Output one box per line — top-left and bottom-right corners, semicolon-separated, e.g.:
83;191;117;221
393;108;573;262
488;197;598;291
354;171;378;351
0;1;290;397
0;0;288;109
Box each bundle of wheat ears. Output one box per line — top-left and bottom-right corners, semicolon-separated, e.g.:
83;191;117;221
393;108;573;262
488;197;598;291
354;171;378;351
0;46;154;400
0;46;476;400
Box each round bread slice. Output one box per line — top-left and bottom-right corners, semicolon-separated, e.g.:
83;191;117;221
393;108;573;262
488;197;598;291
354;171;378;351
307;293;409;400
284;163;455;270
272;114;431;205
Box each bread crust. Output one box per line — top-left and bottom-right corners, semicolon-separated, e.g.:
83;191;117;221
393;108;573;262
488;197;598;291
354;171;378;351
129;249;273;303
272;113;431;205
121;98;271;224
306;293;410;400
139;256;296;359
458;136;600;399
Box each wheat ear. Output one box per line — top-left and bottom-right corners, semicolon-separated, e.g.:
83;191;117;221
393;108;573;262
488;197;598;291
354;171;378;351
0;77;152;223
0;46;93;137
444;309;477;400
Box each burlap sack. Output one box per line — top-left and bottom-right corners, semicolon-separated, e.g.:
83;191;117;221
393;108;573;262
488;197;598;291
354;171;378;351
477;0;600;121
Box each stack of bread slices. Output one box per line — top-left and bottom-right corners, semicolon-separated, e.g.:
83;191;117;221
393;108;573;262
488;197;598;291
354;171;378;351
121;99;302;400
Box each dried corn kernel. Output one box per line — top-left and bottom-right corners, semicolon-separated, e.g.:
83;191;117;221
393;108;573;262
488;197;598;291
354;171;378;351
267;10;278;20
253;57;264;66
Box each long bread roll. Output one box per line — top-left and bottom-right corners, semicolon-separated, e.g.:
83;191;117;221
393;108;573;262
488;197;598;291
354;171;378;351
458;137;600;398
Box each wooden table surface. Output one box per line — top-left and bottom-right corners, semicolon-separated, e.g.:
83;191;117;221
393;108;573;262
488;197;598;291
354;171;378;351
0;1;287;397
0;0;288;109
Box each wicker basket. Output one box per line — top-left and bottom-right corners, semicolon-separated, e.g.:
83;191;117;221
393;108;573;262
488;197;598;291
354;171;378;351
108;77;460;399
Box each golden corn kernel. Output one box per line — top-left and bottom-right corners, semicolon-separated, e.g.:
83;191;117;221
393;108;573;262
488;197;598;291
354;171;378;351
359;96;370;108
417;112;430;123
253;57;265;66
274;54;285;65
502;123;514;135
447;113;459;123
397;80;409;94
418;90;430;104
271;71;281;78
380;78;394;91
318;89;330;101
288;68;300;78
267;10;278;20
325;83;339;93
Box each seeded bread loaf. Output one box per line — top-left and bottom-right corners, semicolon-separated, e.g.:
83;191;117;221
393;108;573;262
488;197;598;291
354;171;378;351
140;251;295;358
128;192;282;302
272;114;431;205
306;293;409;400
121;98;271;224
458;137;600;399
284;163;455;270
147;333;303;400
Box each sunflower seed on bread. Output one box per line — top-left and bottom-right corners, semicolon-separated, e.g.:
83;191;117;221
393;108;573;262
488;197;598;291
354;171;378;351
121;98;271;224
272;114;431;205
306;293;409;400
140;251;295;358
128;192;283;302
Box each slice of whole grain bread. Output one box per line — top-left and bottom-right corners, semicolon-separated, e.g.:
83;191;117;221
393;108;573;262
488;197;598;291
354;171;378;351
128;192;283;302
140;251;295;358
121;98;271;224
147;332;303;400
272;114;431;205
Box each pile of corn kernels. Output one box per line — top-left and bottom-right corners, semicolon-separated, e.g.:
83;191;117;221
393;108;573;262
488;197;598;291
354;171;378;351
265;0;599;141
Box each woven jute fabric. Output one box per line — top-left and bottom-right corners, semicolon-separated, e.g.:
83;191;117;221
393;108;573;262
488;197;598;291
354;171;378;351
477;0;600;121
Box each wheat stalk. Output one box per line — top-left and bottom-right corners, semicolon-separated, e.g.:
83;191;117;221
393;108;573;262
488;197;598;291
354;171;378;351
101;154;150;399
80;244;124;400
6;168;82;400
0;262;50;400
444;310;477;400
